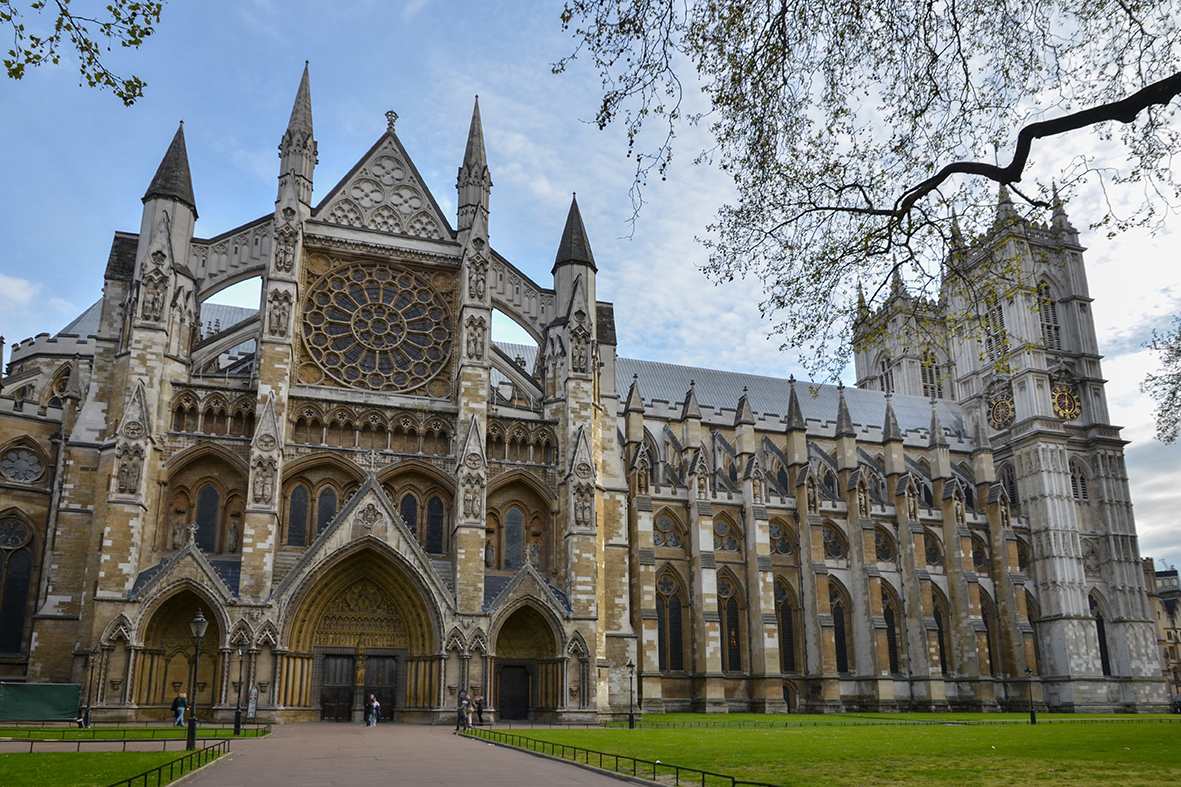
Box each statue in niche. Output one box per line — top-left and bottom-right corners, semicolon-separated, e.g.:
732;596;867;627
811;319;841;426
574;484;593;527
954;496;965;526
752;476;763;504
907;491;918;522
115;443;143;495
267;290;292;336
140;269;167;322
468;255;487;300
226;515;241;553
696;473;709;500
806;477;819;513
273;216;298;273
635;463;650;496
465;316;486;360
857;483;870;519
484;539;496;569
251;456;276;505
527;541;541;568
462;474;483;519
170;512;188;550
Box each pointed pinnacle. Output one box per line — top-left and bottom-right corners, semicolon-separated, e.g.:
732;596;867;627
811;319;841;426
973;410;992;453
786;376;805;431
287;61;313;137
735;386;755;426
143;122;197;217
553;194;597;272
64;355;83;401
835;384;856;438
928;400;949;448
681;380;702;421
625;373;644;413
882;394;902;443
462;94;487;170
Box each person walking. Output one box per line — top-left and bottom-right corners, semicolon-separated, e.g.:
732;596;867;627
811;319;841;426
367;694;381;727
474;694;485;726
454;689;470;733
170;692;187;727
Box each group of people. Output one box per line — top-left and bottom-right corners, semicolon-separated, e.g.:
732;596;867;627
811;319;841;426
453;689;485;732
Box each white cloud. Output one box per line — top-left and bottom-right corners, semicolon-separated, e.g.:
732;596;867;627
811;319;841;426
0;274;39;307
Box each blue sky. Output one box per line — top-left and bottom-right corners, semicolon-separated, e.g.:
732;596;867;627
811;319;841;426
0;0;1178;567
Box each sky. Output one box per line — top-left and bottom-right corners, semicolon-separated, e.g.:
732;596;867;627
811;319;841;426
0;0;1177;568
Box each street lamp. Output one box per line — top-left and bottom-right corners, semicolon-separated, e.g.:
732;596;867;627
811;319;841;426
626;658;636;730
234;642;245;736
1025;666;1037;725
186;610;209;751
81;647;97;728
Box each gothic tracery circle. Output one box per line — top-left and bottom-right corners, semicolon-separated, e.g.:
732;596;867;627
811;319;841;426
0;517;32;549
302;262;452;392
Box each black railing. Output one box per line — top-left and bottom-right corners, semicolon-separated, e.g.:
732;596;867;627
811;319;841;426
465;726;775;786
0;721;271;740
107;738;229;787
0;737;230;754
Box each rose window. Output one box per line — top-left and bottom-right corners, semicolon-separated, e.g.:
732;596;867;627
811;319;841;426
302;262;452;392
0;448;44;483
0;517;31;549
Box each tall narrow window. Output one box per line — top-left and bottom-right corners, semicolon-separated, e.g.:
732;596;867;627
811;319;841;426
286;484;308;547
656;572;684;671
1039;281;1061;350
504;506;525;570
921;350;944;399
425;496;445;554
195;484;220;552
934;606;949;674
878;356;895;394
718;574;743;672
883;590;901;675
831;586;850;674
775;580;798;673
316;487;337;537
400;494;419;536
1001;464;1020;512
1070;461;1090;501
0;516;34;654
1090;595;1112;676
984;293;1008;365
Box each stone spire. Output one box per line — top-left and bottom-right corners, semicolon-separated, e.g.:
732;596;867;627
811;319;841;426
928;400;949;448
785;376;806;432
143;122;197;217
995;182;1018;225
855;281;868;320
734;386;755;426
835;383;856;438
1050;181;1076;235
972;409;992;454
889;267;906;298
553;194;596;272
285;61;313;143
882;394;902;443
681;379;702;421
457;95;491;235
279;62;317;208
625;373;644;413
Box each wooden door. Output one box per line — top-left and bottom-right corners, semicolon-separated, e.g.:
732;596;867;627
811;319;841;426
320;655;354;721
364;656;398;722
498;665;530;720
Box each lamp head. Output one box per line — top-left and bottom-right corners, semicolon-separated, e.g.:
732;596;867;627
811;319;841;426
626;658;635;672
190;609;209;641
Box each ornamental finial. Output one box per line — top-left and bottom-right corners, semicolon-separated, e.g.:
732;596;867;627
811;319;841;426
385;110;398;134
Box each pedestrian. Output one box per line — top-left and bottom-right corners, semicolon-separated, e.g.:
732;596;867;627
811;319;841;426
171;692;187;727
367;694;381;727
474;694;485;726
454;689;469;733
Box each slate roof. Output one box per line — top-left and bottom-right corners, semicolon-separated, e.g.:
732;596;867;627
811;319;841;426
143;124;197;216
104;232;139;282
199;304;257;339
552;195;596;272
58;299;102;337
614;355;966;439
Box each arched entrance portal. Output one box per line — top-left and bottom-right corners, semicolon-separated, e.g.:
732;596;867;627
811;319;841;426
284;548;439;722
493;605;560;720
135;590;224;710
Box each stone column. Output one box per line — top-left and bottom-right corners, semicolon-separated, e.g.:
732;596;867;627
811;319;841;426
688;455;725;711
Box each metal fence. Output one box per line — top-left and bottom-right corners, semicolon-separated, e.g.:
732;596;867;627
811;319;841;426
106;738;229;787
0;737;231;754
465;726;775;786
0;722;271;740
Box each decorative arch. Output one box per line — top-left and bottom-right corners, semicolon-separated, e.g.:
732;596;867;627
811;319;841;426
653;507;688;551
0;436;50;486
931;583;954;674
716;567;746;673
489;596;565;657
1069;458;1091;502
828;576;853;674
486;472;554;572
655;565;688;672
712;511;742;554
445;626;468;655
255;620;279;648
1088;590;1113;676
768;516;797;558
163;442;249;476
134;578;233;649
101;613;134;646
1038;278;1062;350
879;580;906;675
133;584;227;707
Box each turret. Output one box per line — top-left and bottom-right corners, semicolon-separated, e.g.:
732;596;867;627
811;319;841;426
624;374;644;445
137;122;197;280
681;380;703;449
995;182;1019;228
553;195;597;336
1050;182;1078;242
785;376;807;467
457;96;491;237
881;394;905;475
734;387;756;456
928;400;951;480
834;383;857;470
279;62;316;209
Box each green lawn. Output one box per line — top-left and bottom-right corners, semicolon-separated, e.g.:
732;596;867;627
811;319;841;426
503;721;1181;785
600;711;1157;727
0;725;267;740
0;752;196;786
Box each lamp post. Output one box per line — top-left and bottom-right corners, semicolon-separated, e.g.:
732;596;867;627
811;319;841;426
234;642;245;736
186;610;209;751
1025;666;1037;725
626;658;635;730
81;647;97;728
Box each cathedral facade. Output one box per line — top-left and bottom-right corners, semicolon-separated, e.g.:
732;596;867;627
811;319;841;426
0;68;1168;721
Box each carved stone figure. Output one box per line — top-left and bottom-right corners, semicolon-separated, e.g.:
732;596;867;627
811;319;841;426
527;541;541;568
274;218;299;273
140;269;168;322
468;255;487;300
954;496;965;526
857;484;870;519
115;443;144;495
907;490;918;522
268;289;293;336
573;484;593;527
696;474;708;500
635;462;650;496
170;514;187;550
465;315;486;360
251;455;277;505
462;474;483;519
806;477;819;513
226;515;241;553
484;539;496;568
752;477;763;504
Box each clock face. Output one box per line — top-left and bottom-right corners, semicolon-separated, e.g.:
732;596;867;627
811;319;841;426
988;396;1015;430
1052;383;1082;420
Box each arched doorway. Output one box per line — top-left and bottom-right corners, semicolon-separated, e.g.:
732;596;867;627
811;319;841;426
135;590;224;710
493;605;559;720
284;548;440;722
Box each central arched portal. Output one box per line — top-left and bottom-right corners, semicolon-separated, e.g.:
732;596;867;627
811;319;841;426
284;548;440;722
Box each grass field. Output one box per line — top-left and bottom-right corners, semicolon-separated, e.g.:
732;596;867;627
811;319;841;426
595;711;1159;727
509;719;1181;785
0;751;196;786
0;725;268;740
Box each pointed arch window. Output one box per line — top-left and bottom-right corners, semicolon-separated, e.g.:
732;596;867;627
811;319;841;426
882;588;901;675
718;574;743;672
195;484;221;552
933;602;951;674
1039;281;1061;350
1001;463;1020;512
399;493;419;536
769;519;795;556
653;512;683;549
774;579;799;673
0;515;34;654
1090;594;1112;676
921;350;944;399
984;291;1008;366
1070;461;1090;502
656;571;685;671
713;516;741;553
426;496;445;554
822;524;848;561
316;487;337;537
878;356;895;394
286;484;308;547
924;530;944;568
830;583;851;674
504;506;525;570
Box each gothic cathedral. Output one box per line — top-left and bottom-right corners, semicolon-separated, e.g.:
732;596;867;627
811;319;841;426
0;68;1167;720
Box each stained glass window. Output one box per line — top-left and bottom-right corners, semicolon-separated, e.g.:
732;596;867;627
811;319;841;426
921;350;944;399
195;484;220;552
883;589;900;674
504;506;525;570
316;487;337;536
775;581;797;673
717;576;743;673
831;585;850;674
656;572;684;671
400;494;418;535
874;528;896;563
823;526;848;561
769;520;794;556
0;539;33;654
286;484;308;547
713;517;740;552
972;537;990;574
426;496;445;554
925;531;944;568
653;512;682;549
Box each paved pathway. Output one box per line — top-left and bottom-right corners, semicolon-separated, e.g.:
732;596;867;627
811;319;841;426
185;723;624;786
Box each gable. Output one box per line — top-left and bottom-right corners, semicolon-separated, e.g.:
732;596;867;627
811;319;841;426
314;133;453;242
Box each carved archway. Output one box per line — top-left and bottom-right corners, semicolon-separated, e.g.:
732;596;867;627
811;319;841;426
134;589;224;708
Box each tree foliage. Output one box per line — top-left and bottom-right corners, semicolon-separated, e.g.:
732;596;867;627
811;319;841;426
1144;318;1181;444
2;0;164;106
556;0;1181;387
